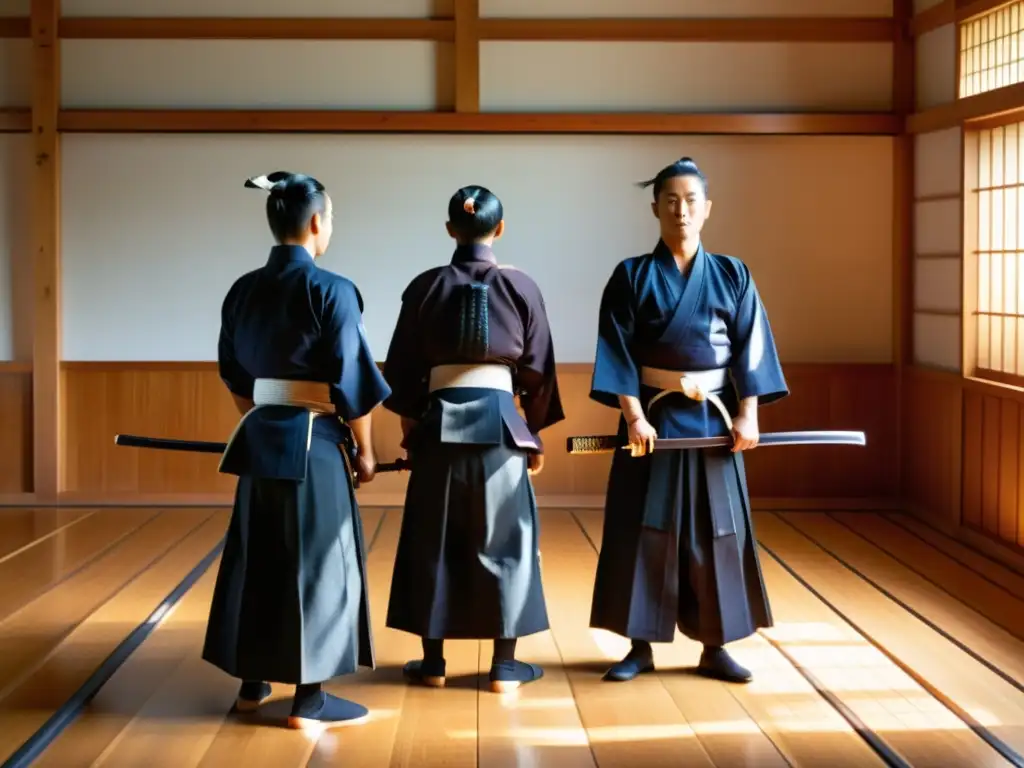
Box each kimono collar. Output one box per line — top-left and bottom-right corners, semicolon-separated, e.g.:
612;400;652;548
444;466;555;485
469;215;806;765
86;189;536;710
452;243;497;264
267;244;316;266
653;239;705;276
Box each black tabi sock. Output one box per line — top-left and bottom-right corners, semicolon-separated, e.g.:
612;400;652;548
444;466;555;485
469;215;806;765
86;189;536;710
629;639;653;659
239;680;266;700
422;638;444;663
492;638;517;664
294;682;322;706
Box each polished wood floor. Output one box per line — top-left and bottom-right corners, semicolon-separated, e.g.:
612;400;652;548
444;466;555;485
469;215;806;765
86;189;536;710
0;505;1021;766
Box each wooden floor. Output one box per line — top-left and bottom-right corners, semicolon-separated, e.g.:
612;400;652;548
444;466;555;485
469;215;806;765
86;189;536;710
0;507;1022;766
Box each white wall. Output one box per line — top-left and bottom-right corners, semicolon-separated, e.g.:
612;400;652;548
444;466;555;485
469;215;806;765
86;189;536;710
480;42;893;112
6;0;898;366
913;11;962;374
916;23;957;109
60;133;894;364
61;41;439;110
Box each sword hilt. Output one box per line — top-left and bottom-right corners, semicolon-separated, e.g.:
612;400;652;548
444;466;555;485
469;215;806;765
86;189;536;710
566;435;619;454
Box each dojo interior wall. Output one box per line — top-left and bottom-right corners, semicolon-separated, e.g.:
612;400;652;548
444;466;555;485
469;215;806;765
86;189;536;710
0;0;32;497
903;0;1024;559
2;0;901;507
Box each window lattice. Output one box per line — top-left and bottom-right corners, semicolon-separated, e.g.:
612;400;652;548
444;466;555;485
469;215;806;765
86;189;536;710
960;2;1024;98
974;121;1024;376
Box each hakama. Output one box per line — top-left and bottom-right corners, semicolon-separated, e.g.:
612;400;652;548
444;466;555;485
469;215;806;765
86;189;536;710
201;245;391;687
589;240;788;651
382;244;564;643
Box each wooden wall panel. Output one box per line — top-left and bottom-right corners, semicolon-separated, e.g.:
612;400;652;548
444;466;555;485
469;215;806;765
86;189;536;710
962;381;1024;549
902;366;963;529
60;362;898;505
0;365;32;494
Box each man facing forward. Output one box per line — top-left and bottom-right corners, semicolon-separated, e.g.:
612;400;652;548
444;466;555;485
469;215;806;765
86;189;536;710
588;157;789;684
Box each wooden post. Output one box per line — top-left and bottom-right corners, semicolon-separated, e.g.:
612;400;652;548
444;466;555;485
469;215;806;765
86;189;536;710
31;0;62;502
453;0;480;112
893;0;916;499
432;0;456;110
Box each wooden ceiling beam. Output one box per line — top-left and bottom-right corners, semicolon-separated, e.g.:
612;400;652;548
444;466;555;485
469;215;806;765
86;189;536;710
0;15;901;42
57;109;901;135
57;17;455;40
0;108;31;132
478;17;894;42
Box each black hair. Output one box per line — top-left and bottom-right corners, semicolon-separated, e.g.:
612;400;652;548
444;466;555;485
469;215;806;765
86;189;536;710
244;171;328;242
447;185;503;243
636;156;708;199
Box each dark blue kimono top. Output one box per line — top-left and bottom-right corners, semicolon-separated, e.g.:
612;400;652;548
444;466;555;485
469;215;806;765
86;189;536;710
217;245;391;478
590;240;788;439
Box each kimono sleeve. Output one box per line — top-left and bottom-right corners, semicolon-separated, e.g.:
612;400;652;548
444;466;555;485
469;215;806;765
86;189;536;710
589;261;641;409
514;278;565;437
217;281;254;399
321;279;392;421
381;281;431;420
728;264;788;406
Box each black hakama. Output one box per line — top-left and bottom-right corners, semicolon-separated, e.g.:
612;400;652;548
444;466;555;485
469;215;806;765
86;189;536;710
589;240;788;647
203;244;391;687
381;244;564;644
202;426;372;683
386;434;548;640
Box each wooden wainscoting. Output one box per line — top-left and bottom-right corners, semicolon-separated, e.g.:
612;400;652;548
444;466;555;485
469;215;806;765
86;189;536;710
0;363;32;496
902;365;964;531
58;361;898;507
962;377;1024;550
903;364;1024;560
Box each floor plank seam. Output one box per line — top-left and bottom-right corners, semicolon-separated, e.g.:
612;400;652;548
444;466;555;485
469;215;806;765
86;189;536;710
757;528;1024;768
568;509;788;768
0;511;98;567
827;512;1024;639
754;617;912;768
886;513;1024;591
0;511;219;712
774;513;1024;696
0;511;168;632
0;536;226;768
572;508;916;766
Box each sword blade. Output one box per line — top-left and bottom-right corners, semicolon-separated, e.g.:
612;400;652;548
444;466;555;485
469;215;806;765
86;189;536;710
566;430;866;454
114;434;410;472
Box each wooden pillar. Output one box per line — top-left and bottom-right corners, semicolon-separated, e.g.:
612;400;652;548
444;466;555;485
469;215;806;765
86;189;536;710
31;0;62;502
432;0;456;110
453;0;480;112
893;0;916;498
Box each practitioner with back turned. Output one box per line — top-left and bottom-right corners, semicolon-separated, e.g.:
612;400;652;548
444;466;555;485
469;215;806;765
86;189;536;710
381;185;564;693
203;171;391;729
588;157;789;684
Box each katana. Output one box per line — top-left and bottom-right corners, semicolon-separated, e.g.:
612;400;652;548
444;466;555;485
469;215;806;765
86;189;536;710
114;434;410;473
566;430;866;454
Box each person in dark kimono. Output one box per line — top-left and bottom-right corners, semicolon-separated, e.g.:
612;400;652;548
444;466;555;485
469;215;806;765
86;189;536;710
381;185;564;693
202;171;392;729
588;157;788;684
